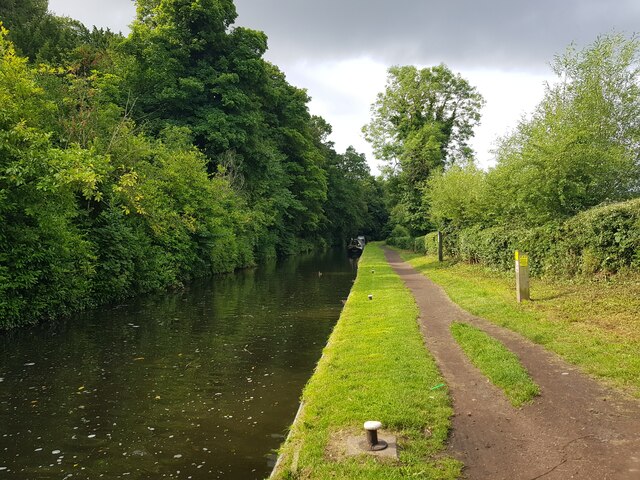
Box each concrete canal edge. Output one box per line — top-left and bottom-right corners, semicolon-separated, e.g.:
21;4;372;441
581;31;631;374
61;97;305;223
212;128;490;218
268;292;341;478
269;400;305;479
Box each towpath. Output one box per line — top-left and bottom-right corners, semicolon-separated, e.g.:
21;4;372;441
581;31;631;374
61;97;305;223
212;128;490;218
384;247;640;480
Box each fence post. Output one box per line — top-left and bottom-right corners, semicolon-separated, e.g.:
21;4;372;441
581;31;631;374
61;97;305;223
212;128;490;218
437;231;443;262
515;250;530;302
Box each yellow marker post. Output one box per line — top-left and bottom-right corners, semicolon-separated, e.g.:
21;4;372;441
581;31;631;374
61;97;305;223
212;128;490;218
515;250;530;302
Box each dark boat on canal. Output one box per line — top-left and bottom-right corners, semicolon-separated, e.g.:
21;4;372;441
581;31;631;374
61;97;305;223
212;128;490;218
347;236;366;256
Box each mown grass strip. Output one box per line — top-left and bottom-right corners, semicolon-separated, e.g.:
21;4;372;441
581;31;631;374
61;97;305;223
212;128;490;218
398;251;640;397
271;243;461;479
450;322;540;406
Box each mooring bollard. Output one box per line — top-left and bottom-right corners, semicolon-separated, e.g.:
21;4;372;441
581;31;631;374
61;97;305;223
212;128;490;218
363;421;387;451
515;250;530;302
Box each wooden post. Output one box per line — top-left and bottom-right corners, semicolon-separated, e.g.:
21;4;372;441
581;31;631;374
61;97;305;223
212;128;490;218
437;231;443;262
515;250;530;302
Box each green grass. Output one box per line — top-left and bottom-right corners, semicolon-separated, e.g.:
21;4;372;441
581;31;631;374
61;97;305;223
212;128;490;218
271;243;462;479
450;322;540;406
398;251;640;398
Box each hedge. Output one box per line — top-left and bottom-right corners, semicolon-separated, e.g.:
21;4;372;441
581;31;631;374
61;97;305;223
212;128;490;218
386;236;415;250
559;198;640;275
424;232;439;255
414;235;427;254
387;235;431;254
404;198;640;277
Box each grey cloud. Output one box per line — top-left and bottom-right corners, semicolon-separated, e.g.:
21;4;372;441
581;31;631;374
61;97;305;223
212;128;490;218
47;1;640;72
234;0;640;72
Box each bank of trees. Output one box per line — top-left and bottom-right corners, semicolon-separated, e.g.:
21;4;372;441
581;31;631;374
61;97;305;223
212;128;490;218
0;0;385;328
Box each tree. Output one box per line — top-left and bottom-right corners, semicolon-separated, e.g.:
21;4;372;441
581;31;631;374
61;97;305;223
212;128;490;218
0;0;112;65
324;146;370;242
120;0;248;148
363;64;484;169
489;33;640;225
0;0;48;58
0;29;110;324
363;64;484;234
426;163;489;230
0;1;389;327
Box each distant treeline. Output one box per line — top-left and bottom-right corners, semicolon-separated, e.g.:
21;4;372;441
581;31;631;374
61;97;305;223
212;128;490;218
0;0;387;328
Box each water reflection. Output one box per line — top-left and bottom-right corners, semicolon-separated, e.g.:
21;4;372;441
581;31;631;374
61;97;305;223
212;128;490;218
0;249;356;479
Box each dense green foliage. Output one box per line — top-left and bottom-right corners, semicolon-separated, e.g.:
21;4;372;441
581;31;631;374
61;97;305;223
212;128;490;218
385;235;414;250
0;1;385;328
0;28;255;325
416;35;640;277
426;162;488;229
363;64;484;234
0;0;119;65
116;0;386;255
427;35;640;229
397;198;640;277
450;199;640;276
424;231;440;255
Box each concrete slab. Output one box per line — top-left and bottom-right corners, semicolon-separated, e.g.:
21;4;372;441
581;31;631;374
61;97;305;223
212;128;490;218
344;434;399;460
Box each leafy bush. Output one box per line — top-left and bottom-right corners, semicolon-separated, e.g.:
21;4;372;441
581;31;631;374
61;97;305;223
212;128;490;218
457;225;519;270
387;236;414;250
557;199;640;275
387;235;430;254
423;35;640;234
0;8;387;329
427;164;489;229
424;232;439;256
0;33;259;328
391;224;411;238
427;199;640;277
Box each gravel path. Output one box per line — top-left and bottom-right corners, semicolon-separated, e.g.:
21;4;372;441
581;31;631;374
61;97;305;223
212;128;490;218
384;248;640;480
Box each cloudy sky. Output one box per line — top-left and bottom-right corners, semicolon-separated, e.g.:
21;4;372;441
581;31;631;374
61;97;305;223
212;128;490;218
48;0;639;172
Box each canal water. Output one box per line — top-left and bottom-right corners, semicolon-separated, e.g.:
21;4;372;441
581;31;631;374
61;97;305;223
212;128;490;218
0;249;357;479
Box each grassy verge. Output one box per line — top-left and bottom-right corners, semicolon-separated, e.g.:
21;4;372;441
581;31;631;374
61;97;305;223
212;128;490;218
398;251;640;398
450;322;540;406
271;243;461;479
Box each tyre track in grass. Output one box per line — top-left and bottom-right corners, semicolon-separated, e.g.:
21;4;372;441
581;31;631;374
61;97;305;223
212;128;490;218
385;247;640;480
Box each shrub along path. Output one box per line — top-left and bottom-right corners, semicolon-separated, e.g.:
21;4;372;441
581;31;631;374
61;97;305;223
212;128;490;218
384;247;640;480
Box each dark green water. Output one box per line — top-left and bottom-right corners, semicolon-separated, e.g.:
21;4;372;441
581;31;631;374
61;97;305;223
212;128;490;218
0;250;357;479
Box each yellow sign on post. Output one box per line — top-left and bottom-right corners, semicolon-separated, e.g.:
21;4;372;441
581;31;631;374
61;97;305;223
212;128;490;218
515;250;530;302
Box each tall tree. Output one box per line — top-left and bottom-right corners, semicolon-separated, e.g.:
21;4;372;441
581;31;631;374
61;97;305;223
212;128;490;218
363;64;484;233
324;146;370;242
0;0;111;65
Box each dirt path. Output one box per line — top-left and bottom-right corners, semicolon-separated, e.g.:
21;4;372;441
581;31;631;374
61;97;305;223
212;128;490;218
384;248;640;480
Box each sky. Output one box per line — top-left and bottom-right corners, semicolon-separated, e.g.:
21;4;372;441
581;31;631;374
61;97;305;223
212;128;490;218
48;0;640;172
